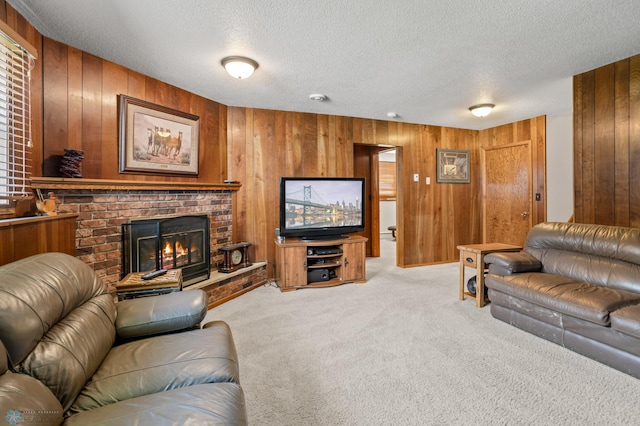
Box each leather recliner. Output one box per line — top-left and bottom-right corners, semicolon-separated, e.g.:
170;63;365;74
0;252;247;425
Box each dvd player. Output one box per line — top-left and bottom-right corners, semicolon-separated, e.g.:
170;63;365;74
311;247;343;255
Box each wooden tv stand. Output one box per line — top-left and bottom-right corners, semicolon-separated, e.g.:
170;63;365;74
275;235;367;291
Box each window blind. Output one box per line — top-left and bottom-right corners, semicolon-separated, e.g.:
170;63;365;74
0;28;35;205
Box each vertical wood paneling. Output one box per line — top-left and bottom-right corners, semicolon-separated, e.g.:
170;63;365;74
67;47;83;150
226;109;485;268
101;61;127;180
42;38;69;176
317;114;330;176
0;0;7;22
127;71;145;100
41;38;226;183
227;107;247;244
574;54;640;227
614;59;630;225
630;55;640;227
582;70;596;224
594;64;615;224
252;109;274;261
81;52;103;178
573;75;584;223
241;107;254;242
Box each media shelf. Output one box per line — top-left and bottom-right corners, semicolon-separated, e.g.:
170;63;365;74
274;235;367;291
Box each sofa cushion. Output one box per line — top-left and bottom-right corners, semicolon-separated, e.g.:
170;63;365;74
115;290;208;340
485;252;541;275
611;304;640;338
524;222;640;294
63;383;246;426
69;321;240;414
485;272;640;325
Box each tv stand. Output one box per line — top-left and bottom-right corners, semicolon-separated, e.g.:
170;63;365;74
275;236;367;291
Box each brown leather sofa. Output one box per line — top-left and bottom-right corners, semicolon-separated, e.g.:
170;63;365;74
0;252;247;425
484;222;640;379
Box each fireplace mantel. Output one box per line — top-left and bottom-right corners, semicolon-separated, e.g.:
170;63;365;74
30;177;241;191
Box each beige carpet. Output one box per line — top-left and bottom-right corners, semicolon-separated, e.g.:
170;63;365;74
205;236;640;425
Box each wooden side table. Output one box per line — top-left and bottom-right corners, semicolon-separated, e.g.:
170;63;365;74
457;243;522;307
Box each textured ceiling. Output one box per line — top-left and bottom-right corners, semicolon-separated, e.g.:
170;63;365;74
9;0;640;130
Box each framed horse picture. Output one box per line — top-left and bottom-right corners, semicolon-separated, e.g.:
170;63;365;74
118;95;200;176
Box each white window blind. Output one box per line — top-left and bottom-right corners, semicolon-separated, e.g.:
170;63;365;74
0;28;35;206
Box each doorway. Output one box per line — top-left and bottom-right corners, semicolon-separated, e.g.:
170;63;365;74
353;144;400;263
378;148;397;257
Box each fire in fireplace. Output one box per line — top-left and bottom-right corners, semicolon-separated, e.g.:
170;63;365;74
122;215;210;286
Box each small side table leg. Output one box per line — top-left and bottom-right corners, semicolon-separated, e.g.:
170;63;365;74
476;254;485;308
459;251;465;300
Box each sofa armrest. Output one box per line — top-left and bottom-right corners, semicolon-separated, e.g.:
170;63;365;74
485;252;542;276
115;289;208;340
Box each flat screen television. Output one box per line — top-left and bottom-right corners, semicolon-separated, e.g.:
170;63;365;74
279;177;365;240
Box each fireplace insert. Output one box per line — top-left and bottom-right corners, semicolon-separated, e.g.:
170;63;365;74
122;215;210;286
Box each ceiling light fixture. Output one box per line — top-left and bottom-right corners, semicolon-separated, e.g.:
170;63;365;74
468;103;495;117
221;56;259;79
309;94;328;102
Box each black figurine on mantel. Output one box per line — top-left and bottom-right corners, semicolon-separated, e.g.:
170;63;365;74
60;148;84;178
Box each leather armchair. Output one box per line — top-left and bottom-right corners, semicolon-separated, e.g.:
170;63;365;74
0;252;246;425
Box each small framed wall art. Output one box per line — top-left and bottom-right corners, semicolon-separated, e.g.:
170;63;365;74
436;149;470;183
118;95;200;176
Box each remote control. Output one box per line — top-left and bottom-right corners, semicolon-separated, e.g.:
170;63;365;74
141;269;167;280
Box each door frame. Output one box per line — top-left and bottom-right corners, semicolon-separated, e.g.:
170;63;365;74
354;143;402;263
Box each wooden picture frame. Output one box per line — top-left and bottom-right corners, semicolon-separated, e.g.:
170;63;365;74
436;149;470;183
118;95;200;176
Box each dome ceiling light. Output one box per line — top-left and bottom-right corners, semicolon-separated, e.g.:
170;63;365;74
309;94;328;102
468;103;495;117
221;56;259;79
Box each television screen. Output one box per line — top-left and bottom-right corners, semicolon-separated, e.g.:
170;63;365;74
279;177;365;240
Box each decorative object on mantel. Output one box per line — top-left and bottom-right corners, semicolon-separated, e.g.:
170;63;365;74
118;95;200;176
60;148;84;178
34;189;56;216
218;242;252;273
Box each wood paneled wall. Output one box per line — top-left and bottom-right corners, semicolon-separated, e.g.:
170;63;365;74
228;108;482;270
41;37;227;183
574;54;640;227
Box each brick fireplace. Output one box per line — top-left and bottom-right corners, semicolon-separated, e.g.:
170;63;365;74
33;182;267;306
